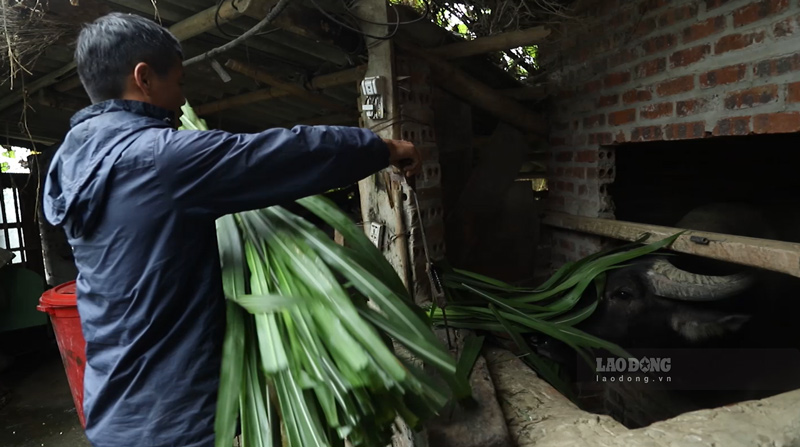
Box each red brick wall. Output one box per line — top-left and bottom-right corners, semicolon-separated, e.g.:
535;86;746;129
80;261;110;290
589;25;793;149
545;0;800;264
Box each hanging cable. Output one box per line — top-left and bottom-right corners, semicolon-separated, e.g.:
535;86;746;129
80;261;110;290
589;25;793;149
184;0;291;67
341;0;432;26
307;0;399;40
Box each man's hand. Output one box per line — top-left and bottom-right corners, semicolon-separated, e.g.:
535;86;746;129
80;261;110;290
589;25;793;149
383;138;422;178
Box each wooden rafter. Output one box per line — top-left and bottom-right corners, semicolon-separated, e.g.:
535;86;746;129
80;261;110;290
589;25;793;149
0;0;274;114
224;59;353;114
430;26;551;60
195;64;366;116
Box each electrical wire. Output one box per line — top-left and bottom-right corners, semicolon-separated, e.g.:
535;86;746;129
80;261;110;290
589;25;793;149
307;0;400;40
340;0;432;26
214;0;241;38
184;0;291;67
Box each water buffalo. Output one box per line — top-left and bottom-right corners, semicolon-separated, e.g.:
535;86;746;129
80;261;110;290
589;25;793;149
538;202;800;426
576;202;796;350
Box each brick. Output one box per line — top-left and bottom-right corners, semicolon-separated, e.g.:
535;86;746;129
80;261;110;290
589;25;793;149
635;58;667;79
789;82;800;103
753;112;800;133
586;168;598;179
639;0;671;15
656;76;694;97
568;167;587;179
713;116;751;136
677;98;710;117
683;16;726;43
641;102;674;120
597;94;619;108
615;131;627;143
631;126;664;141
555;151;573;162
754;53;800;77
699;64;747;88
609;109;637;126
592;58;609;74
724;85;778;109
556;181;575;193
583;114;606;128
715;31;766;54
578;185;588;196
583;79;603;93
559;238;575;250
604;71;631;88
664;121;706;140
643;34;678;54
608;49;639;68
623;88;653;104
576;150;598;162
633;17;658;38
670;45;710;68
733;0;789;28
773;16;800;37
705;0;731;10
588;133;614;144
657;4;699;28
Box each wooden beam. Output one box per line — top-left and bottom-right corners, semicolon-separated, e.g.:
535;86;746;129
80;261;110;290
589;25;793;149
194;65;366;115
287;113;358;127
37;90;90;112
396;41;548;137
430;26;551;60
499;86;548;101
225;59;352;114
543;212;800;279
47;0;271;96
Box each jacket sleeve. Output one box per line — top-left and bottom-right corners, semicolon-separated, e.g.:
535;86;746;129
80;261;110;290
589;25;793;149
152;125;390;216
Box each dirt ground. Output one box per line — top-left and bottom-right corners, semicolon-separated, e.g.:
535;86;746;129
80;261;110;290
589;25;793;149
0;342;91;447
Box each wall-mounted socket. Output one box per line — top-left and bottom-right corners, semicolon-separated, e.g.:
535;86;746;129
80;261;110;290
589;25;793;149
369;222;385;249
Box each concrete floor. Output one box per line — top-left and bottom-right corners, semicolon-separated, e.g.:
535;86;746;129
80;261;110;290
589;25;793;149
0;344;91;447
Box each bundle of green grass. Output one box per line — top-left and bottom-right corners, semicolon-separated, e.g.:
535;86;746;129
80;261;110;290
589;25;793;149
179;103;470;447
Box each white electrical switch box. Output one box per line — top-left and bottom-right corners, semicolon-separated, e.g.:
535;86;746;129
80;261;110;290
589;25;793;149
361;76;383;96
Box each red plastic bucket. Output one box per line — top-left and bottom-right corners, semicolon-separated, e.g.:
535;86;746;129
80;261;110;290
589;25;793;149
36;281;86;428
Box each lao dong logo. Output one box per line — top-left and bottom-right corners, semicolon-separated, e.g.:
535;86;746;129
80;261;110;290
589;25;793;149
594;357;672;384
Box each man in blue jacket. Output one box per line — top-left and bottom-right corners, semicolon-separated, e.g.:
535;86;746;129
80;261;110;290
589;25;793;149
43;12;420;447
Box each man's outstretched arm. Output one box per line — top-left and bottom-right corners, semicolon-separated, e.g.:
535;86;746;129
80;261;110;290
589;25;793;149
153;125;419;216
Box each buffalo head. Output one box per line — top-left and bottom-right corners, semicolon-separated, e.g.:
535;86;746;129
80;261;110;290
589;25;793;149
577;203;778;349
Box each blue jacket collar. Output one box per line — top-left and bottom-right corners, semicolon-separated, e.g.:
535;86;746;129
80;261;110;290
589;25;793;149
70;99;176;128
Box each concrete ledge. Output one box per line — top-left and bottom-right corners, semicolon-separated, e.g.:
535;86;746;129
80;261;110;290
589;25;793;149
485;348;800;447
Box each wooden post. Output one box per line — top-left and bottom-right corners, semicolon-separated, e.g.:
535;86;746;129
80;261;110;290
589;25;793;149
351;0;413;296
543;212;800;278
430;26;551;60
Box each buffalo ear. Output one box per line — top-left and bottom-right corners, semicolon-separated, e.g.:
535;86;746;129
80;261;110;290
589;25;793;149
670;311;751;342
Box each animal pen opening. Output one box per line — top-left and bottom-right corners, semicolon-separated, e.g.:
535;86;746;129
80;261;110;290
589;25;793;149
555;134;800;429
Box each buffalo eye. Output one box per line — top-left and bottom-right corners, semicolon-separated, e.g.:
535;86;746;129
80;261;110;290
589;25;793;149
611;289;633;300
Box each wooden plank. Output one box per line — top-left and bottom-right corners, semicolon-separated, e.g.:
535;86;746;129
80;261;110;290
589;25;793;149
543;212;800;278
225;59;352;114
195;65;366;115
430;26;551;60
396;40;548;137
